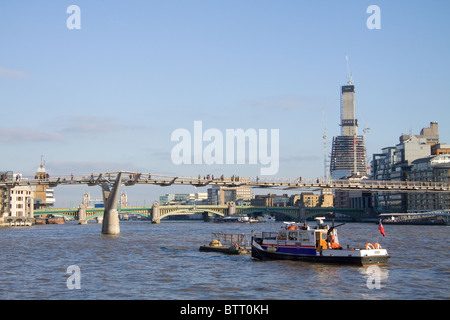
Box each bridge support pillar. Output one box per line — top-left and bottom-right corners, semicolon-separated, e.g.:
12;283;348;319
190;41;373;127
202;212;211;222
78;204;87;225
152;201;160;224
228;202;236;216
299;207;306;221
101;173;122;235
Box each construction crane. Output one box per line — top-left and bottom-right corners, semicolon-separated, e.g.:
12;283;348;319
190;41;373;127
346;54;353;85
363;126;370;170
322;109;328;180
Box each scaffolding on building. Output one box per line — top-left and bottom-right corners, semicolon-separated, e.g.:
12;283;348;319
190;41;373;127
330;135;367;176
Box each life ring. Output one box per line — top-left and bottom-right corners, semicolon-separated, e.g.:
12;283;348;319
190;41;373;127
374;243;382;249
365;243;375;250
233;243;239;247
288;225;297;230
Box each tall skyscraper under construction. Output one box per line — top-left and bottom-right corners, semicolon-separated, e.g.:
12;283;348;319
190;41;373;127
330;81;368;179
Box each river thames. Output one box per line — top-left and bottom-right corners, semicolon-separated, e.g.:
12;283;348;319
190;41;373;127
0;220;448;300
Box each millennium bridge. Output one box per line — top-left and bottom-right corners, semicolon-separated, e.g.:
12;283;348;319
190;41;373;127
2;171;449;234
2;171;449;192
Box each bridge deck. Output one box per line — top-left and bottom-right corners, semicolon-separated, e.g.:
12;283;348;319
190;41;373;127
2;171;449;192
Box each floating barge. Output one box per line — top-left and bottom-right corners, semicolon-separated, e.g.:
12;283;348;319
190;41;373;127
251;218;390;266
47;216;65;224
199;232;251;255
379;212;449;226
35;218;47;225
214;216;258;223
34;215;65;225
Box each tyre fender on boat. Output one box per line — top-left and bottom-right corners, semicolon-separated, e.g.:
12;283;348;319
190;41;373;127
365;243;375;250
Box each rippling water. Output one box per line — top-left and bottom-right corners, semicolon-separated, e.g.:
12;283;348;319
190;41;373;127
0;220;448;300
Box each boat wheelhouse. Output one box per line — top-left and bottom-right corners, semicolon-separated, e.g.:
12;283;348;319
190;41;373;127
251;218;389;266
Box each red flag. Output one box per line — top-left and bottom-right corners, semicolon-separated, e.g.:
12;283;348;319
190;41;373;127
378;221;386;237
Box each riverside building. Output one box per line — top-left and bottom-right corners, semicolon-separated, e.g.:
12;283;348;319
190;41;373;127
407;154;450;211
0;172;35;225
371;122;450;213
207;179;253;205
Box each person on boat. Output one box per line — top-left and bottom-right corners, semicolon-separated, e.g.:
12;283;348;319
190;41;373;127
327;233;343;249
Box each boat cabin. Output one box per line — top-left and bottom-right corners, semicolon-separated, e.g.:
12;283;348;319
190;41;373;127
263;218;341;252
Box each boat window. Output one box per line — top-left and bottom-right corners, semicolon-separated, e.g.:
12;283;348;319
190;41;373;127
300;232;310;242
262;232;278;239
277;231;287;240
288;231;298;241
321;233;328;240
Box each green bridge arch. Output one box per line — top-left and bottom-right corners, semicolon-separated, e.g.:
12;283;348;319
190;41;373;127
34;205;366;222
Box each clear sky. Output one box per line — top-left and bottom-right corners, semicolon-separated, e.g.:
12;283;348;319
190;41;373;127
1;1;449;207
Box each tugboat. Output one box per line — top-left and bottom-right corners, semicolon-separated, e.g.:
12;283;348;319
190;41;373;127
251;217;390;266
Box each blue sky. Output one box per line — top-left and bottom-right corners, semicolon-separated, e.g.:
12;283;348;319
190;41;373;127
1;1;449;206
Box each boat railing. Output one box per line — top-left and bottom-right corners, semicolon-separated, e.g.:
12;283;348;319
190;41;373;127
213;232;246;245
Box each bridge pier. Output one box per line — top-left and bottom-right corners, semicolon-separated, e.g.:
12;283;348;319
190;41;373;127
228;202;236;216
202;212;211;222
299;207;306;221
101;172;122;235
78;204;87;225
152;201;160;224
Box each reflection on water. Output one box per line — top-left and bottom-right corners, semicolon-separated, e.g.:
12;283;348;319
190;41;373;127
0;221;448;299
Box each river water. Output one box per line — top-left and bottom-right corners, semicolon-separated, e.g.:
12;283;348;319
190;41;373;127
0;220;448;300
